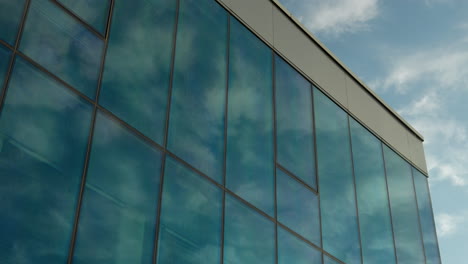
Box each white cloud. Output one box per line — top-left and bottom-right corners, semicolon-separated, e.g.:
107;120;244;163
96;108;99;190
283;0;380;36
436;212;466;237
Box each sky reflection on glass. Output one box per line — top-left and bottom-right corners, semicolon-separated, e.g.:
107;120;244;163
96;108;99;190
157;157;222;264
59;0;110;34
0;57;93;263
0;0;26;45
99;0;176;144
0;44;11;86
20;0;104;99
314;88;361;264
226;17;274;216
168;0;227;184
278;227;321;264
349;118;396;264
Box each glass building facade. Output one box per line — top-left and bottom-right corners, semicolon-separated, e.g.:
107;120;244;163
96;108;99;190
0;0;441;264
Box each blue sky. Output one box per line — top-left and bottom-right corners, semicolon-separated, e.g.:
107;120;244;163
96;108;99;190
279;0;468;263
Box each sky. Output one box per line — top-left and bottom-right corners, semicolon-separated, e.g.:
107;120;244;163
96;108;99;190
278;0;468;263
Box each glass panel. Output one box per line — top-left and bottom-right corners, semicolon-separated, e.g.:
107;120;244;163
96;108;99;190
349;118;396;264
275;55;316;189
73;112;163;264
313;88;361;264
226;17;274;216
383;146;425;264
0;0;26;45
224;194;275;264
277;168;320;245
20;0;104;99
413;168;442;264
324;255;341;264
99;0;176;144
157;157;222;264
0;57;93;263
59;0;110;34
0;45;11;86
167;0;227;184
278;227;321;264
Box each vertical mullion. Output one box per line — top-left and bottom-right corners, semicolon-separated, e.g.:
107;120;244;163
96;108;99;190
272;51;278;264
66;0;116;262
347;115;364;264
425;176;443;263
411;167;428;264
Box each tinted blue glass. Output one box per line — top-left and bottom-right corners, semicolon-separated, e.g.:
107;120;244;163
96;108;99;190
278;227;321;264
20;0;104;99
0;45;11;86
275;56;316;189
73;112;163;264
168;0;227;183
226;18;274;216
224;194;275;264
383;146;425;264
59;0;110;33
99;0;176;144
324;255;341;264
0;58;93;263
0;0;26;45
277;168;320;245
313;88;361;264
413;169;442;264
157;157;223;264
349;118;396;264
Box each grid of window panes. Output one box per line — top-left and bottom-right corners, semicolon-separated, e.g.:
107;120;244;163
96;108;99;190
0;0;441;264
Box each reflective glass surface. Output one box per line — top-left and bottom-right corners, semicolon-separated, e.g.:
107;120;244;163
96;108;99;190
157;157;223;264
413;168;442;264
226;17;274;216
324;255;341;264
99;0;176;144
224;194;275;264
168;0;227;183
278;227;321;264
0;45;11;86
383;146;425;264
59;0;110;34
0;0;26;45
313;88;361;264
349;118;396;264
277;168;320;245
275;56;316;189
0;57;93;263
20;0;104;99
73;112;163;264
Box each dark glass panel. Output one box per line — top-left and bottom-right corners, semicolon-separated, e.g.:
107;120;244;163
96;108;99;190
383;146;425;264
224;194;275;264
275;55;316;188
99;0;176;144
73;112;163;264
349;118;396;264
157;157;222;264
278;227;321;264
276;168;320;245
226;17;274;216
0;58;93;263
20;0;104;99
167;0;227;183
59;0;110;34
413;168;442;264
0;45;11;86
0;0;26;45
313;88;361;264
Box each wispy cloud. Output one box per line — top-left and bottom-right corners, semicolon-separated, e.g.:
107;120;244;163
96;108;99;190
436;212;466;237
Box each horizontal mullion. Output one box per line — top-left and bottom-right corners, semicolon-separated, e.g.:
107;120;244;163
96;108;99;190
276;163;318;194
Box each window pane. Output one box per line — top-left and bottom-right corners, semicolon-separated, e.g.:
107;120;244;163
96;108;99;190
20;0;104;99
278;227;321;264
168;0;227;184
349;118;396;264
99;0;176;144
224;194;275;264
59;0;110;34
157;157;222;264
313;88;361;264
226;17;274;216
413;168;441;264
324;255;341;264
0;57;93;263
0;45;11;86
277;168;320;245
0;0;26;45
275;55;316;189
383;146;425;264
73;112;163;263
